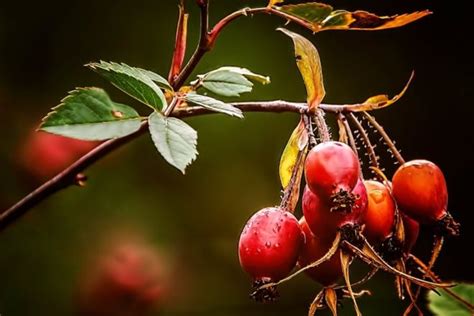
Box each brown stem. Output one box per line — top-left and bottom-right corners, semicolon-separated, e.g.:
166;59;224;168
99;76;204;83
172;0;210;90
0;99;411;231
347;113;379;169
409;254;474;312
173;4;330;90
362;112;405;165
302;113;317;147
0;123;149;231
0;102;306;232
337;113;358;157
314;109;331;142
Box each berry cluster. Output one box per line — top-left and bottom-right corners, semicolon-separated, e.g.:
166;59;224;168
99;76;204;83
238;140;459;314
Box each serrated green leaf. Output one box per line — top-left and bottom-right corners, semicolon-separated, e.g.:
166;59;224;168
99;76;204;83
185;93;243;118
138;68;173;91
148;111;198;174
279;28;325;110
40;87;142;140
277;3;431;32
194;66;270;97
87;61;168;111
213;67;270;85
428;284;474;316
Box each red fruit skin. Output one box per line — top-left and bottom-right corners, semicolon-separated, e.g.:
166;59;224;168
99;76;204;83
20;131;98;179
402;214;420;254
304;141;360;199
392;160;448;223
298;217;342;286
363;180;396;244
302;179;368;243
238;207;303;282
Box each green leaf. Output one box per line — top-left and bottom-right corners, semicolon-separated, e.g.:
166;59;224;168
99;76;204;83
194;66;270;97
185;93;243;118
277;3;431;32
87;61;169;111
148;111;198;173
40;87;142;140
138;68;173;91
279;28;325;110
428;284;474;316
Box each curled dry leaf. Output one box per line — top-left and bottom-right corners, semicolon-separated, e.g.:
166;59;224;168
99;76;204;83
340;251;362;316
324;287;339;316
276;3;431;32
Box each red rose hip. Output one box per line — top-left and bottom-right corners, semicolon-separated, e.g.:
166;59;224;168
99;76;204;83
304;141;360;208
302;179;367;244
238;207;303;285
298;217;342;286
363;180;396;244
402;214;420;254
392;160;447;223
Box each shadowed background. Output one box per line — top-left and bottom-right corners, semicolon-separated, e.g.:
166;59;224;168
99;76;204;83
0;0;472;315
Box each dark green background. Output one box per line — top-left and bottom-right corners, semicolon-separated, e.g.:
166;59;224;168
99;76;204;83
0;0;472;315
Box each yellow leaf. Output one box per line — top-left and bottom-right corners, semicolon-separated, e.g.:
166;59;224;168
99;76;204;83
338;71;414;112
268;0;284;7
364;94;389;104
279;118;308;188
279;28;325;111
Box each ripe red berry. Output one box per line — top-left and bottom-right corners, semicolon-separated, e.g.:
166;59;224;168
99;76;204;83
304;141;360;206
402;214;420;254
363;180;396;244
20;131;98;179
298;217;342;286
392;160;448;224
238;207;303;284
302;179;367;244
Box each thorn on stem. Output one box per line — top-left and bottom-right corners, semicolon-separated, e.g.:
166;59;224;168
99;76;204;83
75;173;88;187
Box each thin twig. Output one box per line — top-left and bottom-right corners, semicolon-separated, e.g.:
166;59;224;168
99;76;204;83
337;112;358;156
0;99;407;231
314;109;331;142
172;0;210;89
362;112;405;165
348;113;379;169
302;113;317;147
0;102;305;231
409;254;474;312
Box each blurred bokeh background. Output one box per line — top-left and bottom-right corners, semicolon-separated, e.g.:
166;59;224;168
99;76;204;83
0;0;472;315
